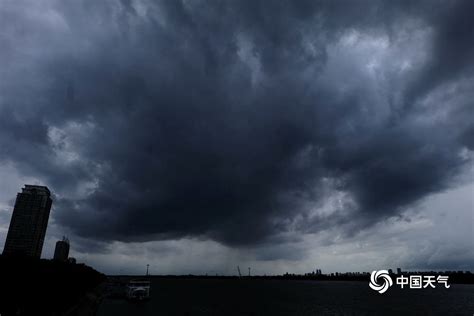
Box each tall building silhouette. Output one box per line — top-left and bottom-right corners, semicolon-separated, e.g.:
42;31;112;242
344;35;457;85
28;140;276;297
53;236;70;261
2;185;52;258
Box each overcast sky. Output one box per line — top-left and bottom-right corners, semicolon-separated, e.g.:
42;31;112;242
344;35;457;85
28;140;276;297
0;0;472;275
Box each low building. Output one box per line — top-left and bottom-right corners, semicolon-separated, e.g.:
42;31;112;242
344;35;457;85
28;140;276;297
53;237;70;262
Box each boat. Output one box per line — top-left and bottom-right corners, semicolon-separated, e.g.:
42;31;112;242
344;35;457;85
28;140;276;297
126;279;151;301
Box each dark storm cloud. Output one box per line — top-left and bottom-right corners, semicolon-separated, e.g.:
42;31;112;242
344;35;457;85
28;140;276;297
0;0;472;247
403;0;474;109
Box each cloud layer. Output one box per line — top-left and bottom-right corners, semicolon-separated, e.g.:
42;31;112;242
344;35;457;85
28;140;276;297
0;0;472;255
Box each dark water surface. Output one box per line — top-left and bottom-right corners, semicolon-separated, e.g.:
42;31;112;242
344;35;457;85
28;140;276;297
97;279;474;315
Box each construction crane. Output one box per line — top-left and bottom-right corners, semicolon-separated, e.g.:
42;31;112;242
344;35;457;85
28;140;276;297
237;266;242;278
